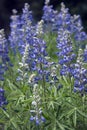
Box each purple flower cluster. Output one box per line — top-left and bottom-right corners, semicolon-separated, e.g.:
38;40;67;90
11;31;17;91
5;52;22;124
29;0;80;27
57;29;75;75
53;3;72;32
73;15;87;42
9;3;34;55
42;0;58;32
42;1;87;43
13;8;51;84
9;9;20;54
1;0;87;126
83;45;87;62
0;29;9;81
42;4;57;24
0;88;7;107
73;49;87;94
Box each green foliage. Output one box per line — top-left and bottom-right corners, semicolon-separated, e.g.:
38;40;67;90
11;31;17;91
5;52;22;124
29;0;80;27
44;32;58;62
0;32;87;130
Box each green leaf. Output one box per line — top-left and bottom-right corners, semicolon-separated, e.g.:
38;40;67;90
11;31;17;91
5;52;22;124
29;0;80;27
73;109;77;127
56;121;65;130
59;108;75;120
10;117;20;130
77;109;87;118
2;109;9;118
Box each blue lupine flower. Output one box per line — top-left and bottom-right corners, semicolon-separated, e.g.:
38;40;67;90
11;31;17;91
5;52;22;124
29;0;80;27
21;3;33;25
42;4;57;23
73;15;87;42
57;28;75;76
42;0;58;32
9;9;21;54
83;45;87;62
0;29;10;81
73;49;87;94
53;2;72;32
19;3;34;52
42;0;57;23
9;3;34;55
16;11;50;83
0;88;7;107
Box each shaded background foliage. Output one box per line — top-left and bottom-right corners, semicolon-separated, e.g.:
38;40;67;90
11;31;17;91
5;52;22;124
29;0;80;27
0;0;87;35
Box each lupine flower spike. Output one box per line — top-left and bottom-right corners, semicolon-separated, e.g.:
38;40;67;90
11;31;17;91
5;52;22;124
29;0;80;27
73;49;87;95
57;29;75;76
0;29;9;81
9;9;20;53
30;84;45;125
0;88;7;108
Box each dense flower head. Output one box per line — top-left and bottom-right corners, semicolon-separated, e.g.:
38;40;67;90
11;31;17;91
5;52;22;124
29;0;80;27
83;45;87;62
42;0;57;23
42;0;58;32
73;15;87;42
53;2;72;32
9;9;21;53
9;3;34;55
73;49;87;94
0;88;7;107
18;5;35;55
21;3;33;24
14;4;52;85
42;0;87;45
0;29;9;81
16;23;50;84
57;28;75;75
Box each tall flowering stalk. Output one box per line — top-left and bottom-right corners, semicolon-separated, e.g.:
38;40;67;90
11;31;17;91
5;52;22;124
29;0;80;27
83;45;87;62
73;15;87;42
0;30;8;111
30;84;45;125
0;88;7;108
53;2;72;32
29;19;51;84
9;3;34;55
19;3;34;55
73;49;87;94
42;0;57;23
0;29;9;81
42;0;58;32
9;9;20;54
17;44;29;83
57;29;75;76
